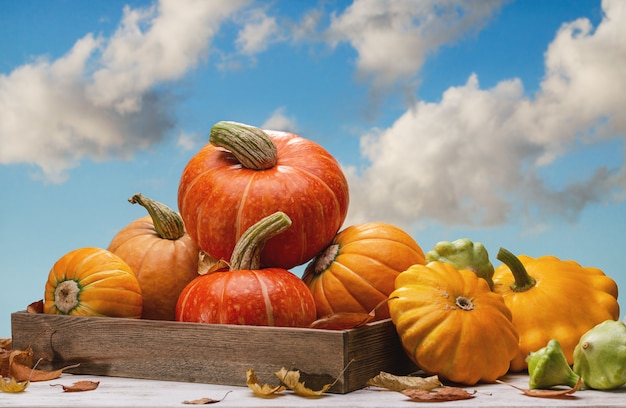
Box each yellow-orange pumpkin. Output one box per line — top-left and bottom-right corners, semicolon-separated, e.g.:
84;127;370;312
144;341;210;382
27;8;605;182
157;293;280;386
493;248;620;372
44;247;142;318
108;194;199;321
302;222;425;320
389;261;519;385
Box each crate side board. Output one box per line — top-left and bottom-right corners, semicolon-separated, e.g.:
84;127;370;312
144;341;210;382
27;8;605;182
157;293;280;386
11;312;411;393
11;312;349;392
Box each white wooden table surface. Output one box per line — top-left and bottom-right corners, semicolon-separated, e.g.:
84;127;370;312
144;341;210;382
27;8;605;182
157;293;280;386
1;373;624;408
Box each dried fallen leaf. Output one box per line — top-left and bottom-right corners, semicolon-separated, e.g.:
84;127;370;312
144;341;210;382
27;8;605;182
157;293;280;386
27;299;44;314
366;371;442;392
496;378;580;399
50;380;100;392
402;386;475;402
310;298;393;330
197;252;229;275
0;338;11;350
183;391;232;404
11;361;80;382
275;367;332;397
309;312;374;330
0;377;29;393
246;368;286;397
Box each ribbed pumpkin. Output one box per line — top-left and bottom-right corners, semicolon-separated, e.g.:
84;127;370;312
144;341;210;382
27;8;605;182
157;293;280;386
389;261;519;385
302;222;425;320
108;194;200;321
493;248;620;372
178;121;349;270
176;212;316;327
44;247;142;318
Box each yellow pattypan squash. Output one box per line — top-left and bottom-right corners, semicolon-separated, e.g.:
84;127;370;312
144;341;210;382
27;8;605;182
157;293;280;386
389;261;519;385
493;248;620;372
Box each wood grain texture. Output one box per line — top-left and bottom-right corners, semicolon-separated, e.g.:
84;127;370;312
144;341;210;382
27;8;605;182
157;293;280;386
11;312;417;393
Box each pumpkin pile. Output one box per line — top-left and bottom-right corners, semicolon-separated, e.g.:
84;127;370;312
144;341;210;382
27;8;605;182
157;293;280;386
37;120;621;388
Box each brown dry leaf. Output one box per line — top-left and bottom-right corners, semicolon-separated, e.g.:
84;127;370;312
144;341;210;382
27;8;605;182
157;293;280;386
496;378;580;399
310;298;394;330
0;350;9;378
0;338;11;350
309;312;374;330
402;386;475;402
366;371;442;392
27;299;44;314
246;368;286;397
50;380;100;392
11;361;80;382
275;367;332;397
197;252;229;275
0;377;30;393
183;391;232;404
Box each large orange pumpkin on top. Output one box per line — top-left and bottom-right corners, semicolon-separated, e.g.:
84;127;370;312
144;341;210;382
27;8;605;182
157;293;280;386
302;222;425;320
178;121;349;270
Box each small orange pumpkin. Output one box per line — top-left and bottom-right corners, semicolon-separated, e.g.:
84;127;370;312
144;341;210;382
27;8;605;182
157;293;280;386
108;194;200;321
302;222;425;320
44;247;142;318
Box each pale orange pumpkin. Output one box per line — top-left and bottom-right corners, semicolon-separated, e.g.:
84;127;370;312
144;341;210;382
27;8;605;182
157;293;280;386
44;247;142;318
302;222;425;320
108;194;199;321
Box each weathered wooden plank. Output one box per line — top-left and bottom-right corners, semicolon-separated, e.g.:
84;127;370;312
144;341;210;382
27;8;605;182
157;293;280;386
11;311;416;393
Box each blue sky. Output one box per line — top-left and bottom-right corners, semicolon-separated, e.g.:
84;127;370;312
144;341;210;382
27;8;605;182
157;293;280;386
1;0;624;337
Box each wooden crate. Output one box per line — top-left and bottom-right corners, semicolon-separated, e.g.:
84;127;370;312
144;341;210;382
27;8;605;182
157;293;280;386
10;311;417;394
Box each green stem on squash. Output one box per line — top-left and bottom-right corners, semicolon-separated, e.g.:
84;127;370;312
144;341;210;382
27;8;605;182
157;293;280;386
129;193;185;240
209;121;278;170
230;212;292;270
496;247;536;292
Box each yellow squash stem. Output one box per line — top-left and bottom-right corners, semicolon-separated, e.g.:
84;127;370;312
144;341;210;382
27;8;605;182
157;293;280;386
129;193;185;240
230;212;292;270
209;121;278;170
496;247;536;292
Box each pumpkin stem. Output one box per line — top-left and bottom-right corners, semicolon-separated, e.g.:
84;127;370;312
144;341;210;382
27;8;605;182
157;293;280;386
455;296;474;311
303;243;340;278
496;247;536;292
230;212;292;270
54;280;80;314
209;121;278;170
129;193;185;240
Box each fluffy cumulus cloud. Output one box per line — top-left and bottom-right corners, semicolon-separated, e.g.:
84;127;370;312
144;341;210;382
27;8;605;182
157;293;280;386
345;0;626;227
325;0;503;91
0;0;250;183
261;107;298;133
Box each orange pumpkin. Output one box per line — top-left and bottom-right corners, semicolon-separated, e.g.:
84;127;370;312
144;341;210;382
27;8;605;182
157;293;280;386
44;247;142;318
108;194;200;321
178;121;349;270
302;222;425;320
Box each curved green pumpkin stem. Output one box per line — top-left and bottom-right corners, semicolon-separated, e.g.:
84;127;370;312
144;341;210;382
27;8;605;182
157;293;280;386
210;121;278;170
230;212;292;270
496;247;536;292
129;193;185;240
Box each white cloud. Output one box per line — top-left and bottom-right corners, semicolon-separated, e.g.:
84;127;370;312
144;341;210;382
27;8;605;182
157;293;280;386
0;0;249;183
325;0;504;90
235;7;281;55
345;0;626;228
88;0;250;113
261;107;297;133
176;131;202;151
